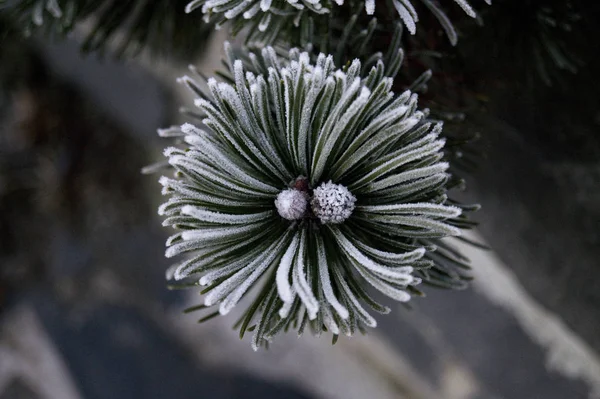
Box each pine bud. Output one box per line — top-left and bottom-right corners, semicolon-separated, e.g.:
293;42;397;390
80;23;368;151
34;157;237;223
275;189;309;220
311;181;356;224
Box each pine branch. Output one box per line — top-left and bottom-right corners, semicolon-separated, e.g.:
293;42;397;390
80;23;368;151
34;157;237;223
185;0;491;45
158;44;478;349
0;0;214;59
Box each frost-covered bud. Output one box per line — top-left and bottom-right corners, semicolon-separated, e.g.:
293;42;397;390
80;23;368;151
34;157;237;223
311;181;356;224
275;189;309;220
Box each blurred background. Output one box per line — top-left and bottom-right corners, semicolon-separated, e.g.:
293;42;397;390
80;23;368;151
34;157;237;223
1;1;600;398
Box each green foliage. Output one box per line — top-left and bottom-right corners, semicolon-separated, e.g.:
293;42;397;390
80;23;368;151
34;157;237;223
2;0;490;350
459;0;588;87
186;0;490;46
159;45;476;349
0;0;213;59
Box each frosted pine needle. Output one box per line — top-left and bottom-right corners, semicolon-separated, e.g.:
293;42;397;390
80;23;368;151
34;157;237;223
185;0;490;45
159;45;472;349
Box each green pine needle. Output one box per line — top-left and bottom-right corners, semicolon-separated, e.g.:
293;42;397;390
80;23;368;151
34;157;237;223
158;44;477;350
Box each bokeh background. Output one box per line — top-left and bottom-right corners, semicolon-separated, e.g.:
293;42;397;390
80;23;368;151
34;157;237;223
1;2;600;398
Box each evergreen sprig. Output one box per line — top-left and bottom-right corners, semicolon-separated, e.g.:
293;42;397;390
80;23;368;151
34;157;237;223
185;0;491;45
159;44;474;349
463;0;585;86
0;0;213;59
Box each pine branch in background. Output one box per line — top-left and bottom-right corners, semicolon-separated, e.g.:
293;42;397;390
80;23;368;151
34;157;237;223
460;0;589;87
0;0;214;60
157;44;477;349
185;0;491;45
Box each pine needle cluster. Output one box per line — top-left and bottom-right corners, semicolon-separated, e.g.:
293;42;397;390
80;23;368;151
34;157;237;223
185;0;491;45
159;45;475;349
4;0;486;349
